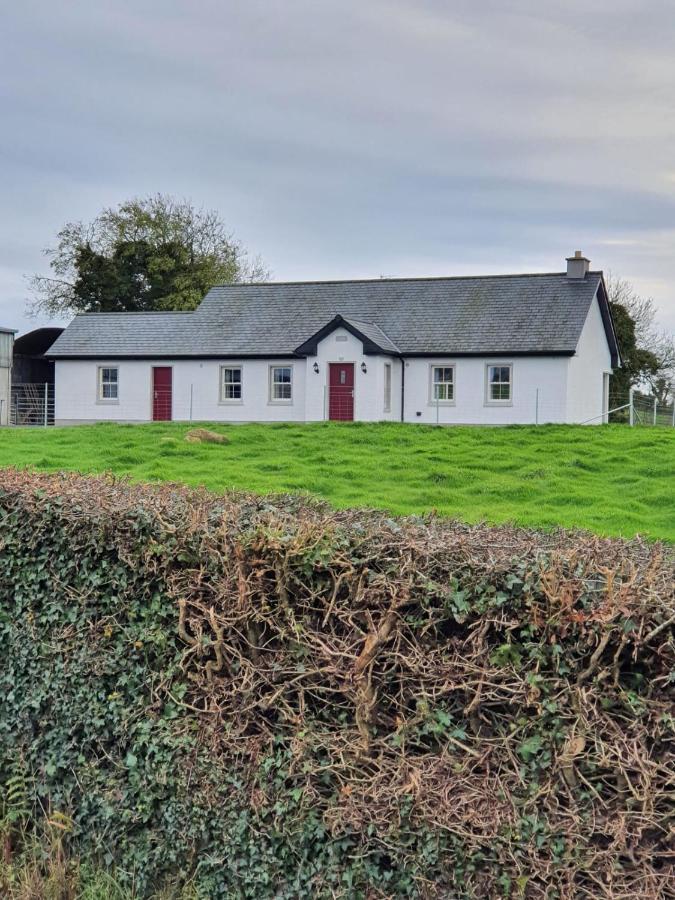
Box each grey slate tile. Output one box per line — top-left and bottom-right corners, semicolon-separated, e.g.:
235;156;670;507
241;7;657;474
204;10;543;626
48;272;602;358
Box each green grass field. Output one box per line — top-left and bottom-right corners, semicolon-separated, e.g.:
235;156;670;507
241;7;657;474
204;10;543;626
0;421;673;541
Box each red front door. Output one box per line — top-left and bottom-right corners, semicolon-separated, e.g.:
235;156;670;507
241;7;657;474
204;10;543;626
152;367;172;421
328;363;354;421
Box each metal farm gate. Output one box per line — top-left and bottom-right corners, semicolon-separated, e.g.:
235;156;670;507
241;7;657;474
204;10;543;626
10;383;55;426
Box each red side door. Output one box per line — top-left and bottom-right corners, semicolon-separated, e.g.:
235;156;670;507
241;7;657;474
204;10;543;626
152;367;172;421
328;363;354;421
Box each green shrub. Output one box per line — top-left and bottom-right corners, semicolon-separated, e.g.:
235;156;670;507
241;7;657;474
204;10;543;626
0;469;673;898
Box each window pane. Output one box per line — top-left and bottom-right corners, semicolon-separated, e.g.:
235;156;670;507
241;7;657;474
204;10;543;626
488;366;511;400
490;381;510;401
271;367;292;400
222;368;242;400
100;368;118;399
432;367;454;401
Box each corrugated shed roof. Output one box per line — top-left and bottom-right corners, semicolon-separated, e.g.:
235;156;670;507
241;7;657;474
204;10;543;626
48;272;604;358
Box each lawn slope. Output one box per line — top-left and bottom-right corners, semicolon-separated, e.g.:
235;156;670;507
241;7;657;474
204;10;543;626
0;421;673;540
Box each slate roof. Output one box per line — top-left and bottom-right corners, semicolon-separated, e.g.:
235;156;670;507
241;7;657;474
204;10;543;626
48;272;609;359
294;315;401;356
340;318;400;354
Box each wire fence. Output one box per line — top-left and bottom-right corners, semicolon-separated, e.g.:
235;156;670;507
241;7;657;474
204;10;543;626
608;388;674;426
2;382;673;428
631;390;674;427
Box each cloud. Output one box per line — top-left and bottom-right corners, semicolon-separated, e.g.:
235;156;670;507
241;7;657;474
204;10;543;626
0;0;673;334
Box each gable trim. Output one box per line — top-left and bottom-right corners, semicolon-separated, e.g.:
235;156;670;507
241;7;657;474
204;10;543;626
293;315;399;357
595;277;621;369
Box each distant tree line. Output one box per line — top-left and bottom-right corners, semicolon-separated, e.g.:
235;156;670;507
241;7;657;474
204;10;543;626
606;274;674;405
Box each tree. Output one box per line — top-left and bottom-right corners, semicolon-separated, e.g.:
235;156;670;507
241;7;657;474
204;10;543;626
29;195;268;316
605;274;674;404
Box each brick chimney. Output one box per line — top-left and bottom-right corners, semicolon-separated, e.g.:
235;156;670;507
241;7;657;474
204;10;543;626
566;250;590;279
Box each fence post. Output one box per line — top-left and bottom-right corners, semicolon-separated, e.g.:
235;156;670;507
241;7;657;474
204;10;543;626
629;388;634;426
189;383;194;421
535;388;539;425
672;402;675;428
44;383;48;427
653;397;658;426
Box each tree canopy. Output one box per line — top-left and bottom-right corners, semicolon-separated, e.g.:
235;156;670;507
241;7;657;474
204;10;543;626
29;195;268;316
606;274;674;403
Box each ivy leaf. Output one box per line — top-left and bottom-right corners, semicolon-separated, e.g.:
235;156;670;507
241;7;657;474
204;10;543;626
518;735;544;761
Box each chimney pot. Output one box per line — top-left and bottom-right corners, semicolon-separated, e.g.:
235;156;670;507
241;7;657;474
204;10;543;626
566;250;590;279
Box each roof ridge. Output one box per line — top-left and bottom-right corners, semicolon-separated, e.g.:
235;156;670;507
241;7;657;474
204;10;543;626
73;310;196;318
211;271;603;288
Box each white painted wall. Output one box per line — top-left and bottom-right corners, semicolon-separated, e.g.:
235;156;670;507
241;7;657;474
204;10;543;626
55;329;402;425
305;328;401;422
54;308;612;426
402;356;569;424
56;360;152;423
174;359;306;423
55;358;305;424
566;292;613;424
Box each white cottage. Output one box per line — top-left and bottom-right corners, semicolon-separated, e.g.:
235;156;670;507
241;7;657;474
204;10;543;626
48;252;619;426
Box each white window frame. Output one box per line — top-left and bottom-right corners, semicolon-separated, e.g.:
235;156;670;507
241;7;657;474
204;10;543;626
269;365;293;404
429;364;455;405
485;363;513;405
219;365;243;404
383;363;392;413
97;366;119;403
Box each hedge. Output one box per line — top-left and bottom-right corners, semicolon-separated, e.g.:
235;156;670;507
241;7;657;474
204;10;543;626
0;469;673;898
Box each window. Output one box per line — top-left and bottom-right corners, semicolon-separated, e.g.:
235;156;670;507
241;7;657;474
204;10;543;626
270;366;293;402
487;365;512;403
98;366;118;400
220;366;242;402
431;366;454;402
383;363;392;412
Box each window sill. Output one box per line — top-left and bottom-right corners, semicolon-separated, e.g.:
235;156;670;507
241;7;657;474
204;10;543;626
96;399;120;405
428;401;456;407
267;400;294;406
218;400;244;406
484;401;513;408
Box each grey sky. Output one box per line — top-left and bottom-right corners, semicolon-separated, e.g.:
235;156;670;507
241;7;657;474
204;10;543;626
1;0;675;335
